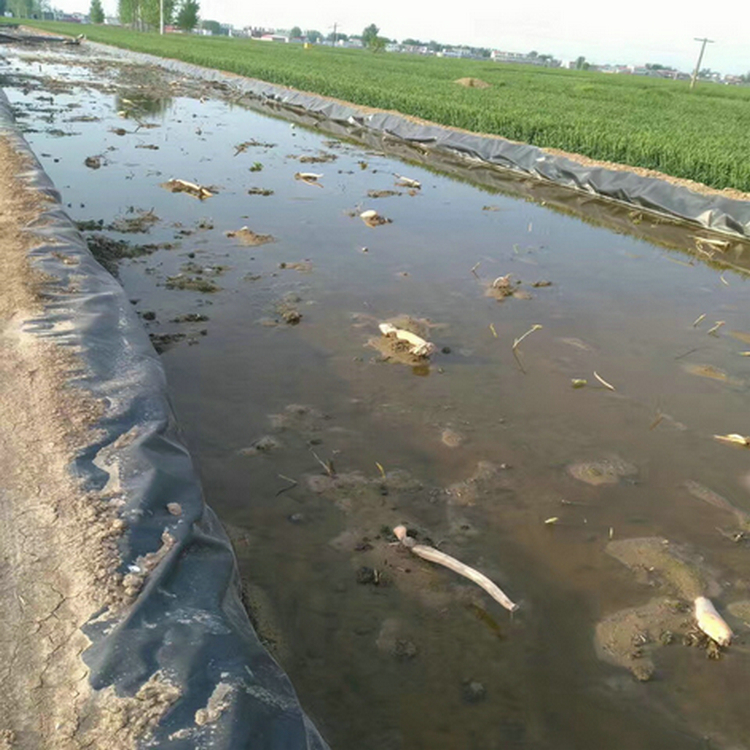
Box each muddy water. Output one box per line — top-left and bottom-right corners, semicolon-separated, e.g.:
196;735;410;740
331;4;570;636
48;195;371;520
3;44;750;750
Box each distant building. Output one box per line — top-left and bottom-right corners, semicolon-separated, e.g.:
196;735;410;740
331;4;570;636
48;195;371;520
440;47;475;59
492;50;530;63
402;44;430;55
492;50;559;67
596;64;631;74
54;12;82;22
244;27;273;38
259;34;289;43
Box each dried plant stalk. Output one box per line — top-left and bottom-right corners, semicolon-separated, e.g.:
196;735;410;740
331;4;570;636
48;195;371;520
593;371;616;391
393;525;518;612
512;324;542;351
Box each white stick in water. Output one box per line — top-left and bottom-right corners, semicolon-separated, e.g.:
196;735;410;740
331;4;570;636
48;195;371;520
694;596;733;646
393;525;518;612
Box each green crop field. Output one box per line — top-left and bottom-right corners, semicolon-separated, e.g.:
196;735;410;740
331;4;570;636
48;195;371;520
17;22;750;192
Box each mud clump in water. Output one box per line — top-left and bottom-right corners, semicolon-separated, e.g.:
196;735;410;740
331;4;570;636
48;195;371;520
234;139;277;154
367;189;402;199
595;598;692;681
85;235;164;277
376;619;419;661
165;275;220;293
441;427;465;448
268;404;326;438
307;467;430;515
171;313;209;323
109;208;160;234
462;680;487;702
606;537;720;600
226;226;275;246
682;362;743;387
161;179;215;200
298;151;338;164
597;541;730;679
367;314;440;367
356;566;381;585
163;262;224;292
360;209;392;227
279;260;313;273
180;261;226;277
271;293;304;325
567;457;637;486
484;274;524;301
239;435;282;456
447;461;512;506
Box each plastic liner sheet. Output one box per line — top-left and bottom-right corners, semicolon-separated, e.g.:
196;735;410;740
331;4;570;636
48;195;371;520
88;41;750;240
0;89;329;749
0;29;73;45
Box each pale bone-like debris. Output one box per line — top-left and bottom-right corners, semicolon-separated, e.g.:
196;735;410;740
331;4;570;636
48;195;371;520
694;596;733;646
713;433;750;447
393;173;421;188
393;525;518;612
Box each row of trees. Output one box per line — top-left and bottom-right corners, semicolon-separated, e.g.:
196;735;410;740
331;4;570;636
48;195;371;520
112;0;199;30
3;0;49;18
284;23;390;52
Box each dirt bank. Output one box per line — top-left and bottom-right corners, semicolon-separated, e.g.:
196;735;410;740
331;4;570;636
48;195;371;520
0;135;172;748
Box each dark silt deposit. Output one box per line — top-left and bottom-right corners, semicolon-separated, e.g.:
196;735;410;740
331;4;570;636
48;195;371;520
4;39;750;750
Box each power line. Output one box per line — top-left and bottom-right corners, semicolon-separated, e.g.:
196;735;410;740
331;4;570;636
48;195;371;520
690;37;714;91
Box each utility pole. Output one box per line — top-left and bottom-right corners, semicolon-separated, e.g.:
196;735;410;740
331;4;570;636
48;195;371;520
332;22;338;46
690;37;714;90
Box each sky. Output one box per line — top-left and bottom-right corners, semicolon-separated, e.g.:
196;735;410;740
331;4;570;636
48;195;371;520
71;0;749;74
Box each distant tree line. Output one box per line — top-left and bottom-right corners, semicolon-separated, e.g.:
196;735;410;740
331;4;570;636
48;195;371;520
117;0;199;30
5;0;46;18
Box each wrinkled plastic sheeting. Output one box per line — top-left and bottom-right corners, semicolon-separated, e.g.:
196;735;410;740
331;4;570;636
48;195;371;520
0;28;72;45
0;89;329;749
88;42;750;240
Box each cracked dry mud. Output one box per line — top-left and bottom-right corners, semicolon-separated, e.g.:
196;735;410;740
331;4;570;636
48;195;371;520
0;135;176;747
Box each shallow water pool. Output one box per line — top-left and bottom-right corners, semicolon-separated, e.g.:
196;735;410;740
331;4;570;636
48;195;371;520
3;43;750;750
